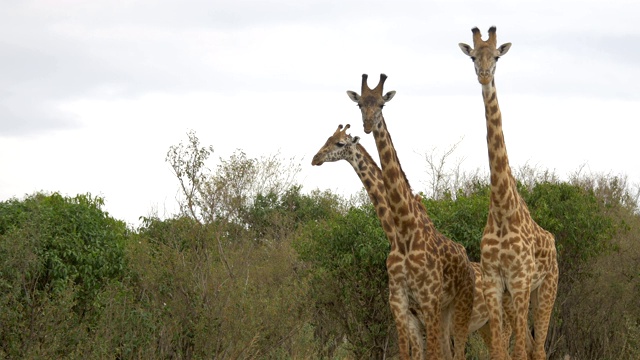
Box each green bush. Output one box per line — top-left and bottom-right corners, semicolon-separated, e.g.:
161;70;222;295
126;214;315;358
0;192;128;357
521;177;637;360
295;204;394;359
422;185;490;262
1;166;638;359
0;192;126;313
522;181;619;278
242;187;343;242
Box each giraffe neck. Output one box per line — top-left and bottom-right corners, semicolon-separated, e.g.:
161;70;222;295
482;80;518;211
371;113;415;229
348;143;403;252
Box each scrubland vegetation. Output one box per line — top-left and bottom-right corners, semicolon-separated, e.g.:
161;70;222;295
1;131;639;359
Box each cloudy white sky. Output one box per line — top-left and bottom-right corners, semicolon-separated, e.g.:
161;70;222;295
1;0;639;226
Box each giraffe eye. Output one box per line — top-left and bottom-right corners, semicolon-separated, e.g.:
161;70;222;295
337;142;346;147
495;57;500;61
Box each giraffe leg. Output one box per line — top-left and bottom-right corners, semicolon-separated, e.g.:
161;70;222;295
420;291;444;360
509;284;532;360
478;322;492;351
388;283;412;360
407;309;424;360
440;306;454;360
451;266;474;360
502;293;516;360
530;276;558;360
483;274;507;360
424;308;444;360
389;289;410;360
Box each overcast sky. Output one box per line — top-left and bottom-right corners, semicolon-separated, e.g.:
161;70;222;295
1;0;639;226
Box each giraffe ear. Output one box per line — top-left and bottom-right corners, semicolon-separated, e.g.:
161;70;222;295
459;43;473;57
383;91;396;102
498;43;512;56
346;91;360;103
352;136;361;144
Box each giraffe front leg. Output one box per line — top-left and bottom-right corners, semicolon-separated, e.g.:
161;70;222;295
451;267;474;360
483;274;507;360
424;307;444;360
440;307;453;360
509;286;532;360
388;283;412;360
501;294;516;360
530;276;558;360
419;291;444;360
407;310;424;360
391;303;411;359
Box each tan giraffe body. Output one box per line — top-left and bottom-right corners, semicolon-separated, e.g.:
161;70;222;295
459;27;559;360
347;74;474;360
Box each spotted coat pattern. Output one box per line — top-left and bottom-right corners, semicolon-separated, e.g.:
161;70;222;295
459;26;559;360
347;74;475;360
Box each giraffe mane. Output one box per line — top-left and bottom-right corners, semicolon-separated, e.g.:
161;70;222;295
379;118;413;193
355;141;379;173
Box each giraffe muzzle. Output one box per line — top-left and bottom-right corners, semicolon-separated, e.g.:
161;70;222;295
311;155;324;166
363;119;375;134
478;75;492;85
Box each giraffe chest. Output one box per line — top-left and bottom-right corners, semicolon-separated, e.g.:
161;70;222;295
482;220;558;291
481;216;536;273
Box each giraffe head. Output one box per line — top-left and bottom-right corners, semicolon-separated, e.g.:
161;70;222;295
346;74;396;134
458;26;511;85
311;124;359;166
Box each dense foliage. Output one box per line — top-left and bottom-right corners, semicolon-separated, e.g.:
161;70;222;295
296;204;393;359
1;134;638;359
422;184;490;262
0;193;127;357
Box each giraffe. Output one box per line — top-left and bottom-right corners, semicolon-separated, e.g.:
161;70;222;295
458;26;559;360
312;124;423;359
346;74;474;360
311;124;526;357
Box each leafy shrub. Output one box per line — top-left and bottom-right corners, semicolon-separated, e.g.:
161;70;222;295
295;204;394;359
523;177;638;360
0;192;126;313
126;215;314;358
242;187;344;242
422;185;490;262
0;192;127;357
522;181;619;278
